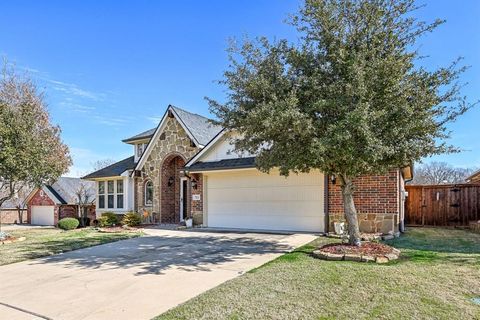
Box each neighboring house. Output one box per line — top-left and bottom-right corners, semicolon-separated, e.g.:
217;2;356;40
26;177;96;226
466;169;480;183
84;105;412;234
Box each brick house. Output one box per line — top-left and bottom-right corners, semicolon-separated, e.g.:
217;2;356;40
26;177;96;226
84;104;412;234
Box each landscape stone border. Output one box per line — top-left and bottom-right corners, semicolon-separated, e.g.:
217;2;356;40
1;236;26;245
312;247;400;264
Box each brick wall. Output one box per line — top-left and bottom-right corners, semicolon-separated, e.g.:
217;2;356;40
190;173;203;225
160;155;185;223
327;170;401;234
59;205;96;224
27;189;59;225
0;209;27;224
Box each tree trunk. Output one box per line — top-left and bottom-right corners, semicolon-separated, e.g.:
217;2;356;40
17;206;23;224
339;174;361;246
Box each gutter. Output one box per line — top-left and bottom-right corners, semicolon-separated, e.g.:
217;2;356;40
324;174;329;234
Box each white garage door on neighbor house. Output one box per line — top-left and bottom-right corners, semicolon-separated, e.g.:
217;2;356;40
205;169;325;232
31;205;55;225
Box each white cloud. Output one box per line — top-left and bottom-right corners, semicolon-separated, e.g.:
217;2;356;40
147;115;163;124
47;79;104;101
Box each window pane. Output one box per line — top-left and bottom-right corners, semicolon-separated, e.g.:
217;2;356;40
117;180;124;194
137;144;144;157
117;195;124;209
145;181;153;206
98;182;105;194
99;195;105;208
108;195;114;208
107;181;114;194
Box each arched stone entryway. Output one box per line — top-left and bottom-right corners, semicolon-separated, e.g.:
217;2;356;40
160;153;186;223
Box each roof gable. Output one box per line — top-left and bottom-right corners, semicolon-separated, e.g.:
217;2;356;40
122;105;222;147
134;105;222;171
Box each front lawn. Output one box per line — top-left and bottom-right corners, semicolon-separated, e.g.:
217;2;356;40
0;227;142;265
158;228;480;320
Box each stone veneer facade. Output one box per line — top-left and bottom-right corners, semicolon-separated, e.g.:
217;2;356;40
327;169;402;234
135;115;201;223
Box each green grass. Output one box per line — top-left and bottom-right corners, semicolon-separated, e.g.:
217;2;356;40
0;227;142;265
157;228;480;320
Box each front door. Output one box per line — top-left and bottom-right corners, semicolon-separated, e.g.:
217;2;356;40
180;178;188;221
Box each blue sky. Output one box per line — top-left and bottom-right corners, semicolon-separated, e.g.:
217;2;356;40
0;0;479;176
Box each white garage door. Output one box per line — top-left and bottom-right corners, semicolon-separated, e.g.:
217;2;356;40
31;206;55;226
205;169;325;232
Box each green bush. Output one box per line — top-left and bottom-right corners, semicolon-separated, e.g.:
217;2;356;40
98;212;119;227
121;211;141;227
58;217;80;230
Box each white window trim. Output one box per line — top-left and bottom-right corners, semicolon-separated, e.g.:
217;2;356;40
97;178;126;210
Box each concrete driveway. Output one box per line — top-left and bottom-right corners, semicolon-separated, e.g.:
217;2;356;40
0;228;316;320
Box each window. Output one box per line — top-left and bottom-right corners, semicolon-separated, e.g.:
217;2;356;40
136;143;148;158
100;180;124;210
145;180;153;206
116;180;124;209
98;181;105;209
99;195;105;209
108;195;114;208
107;181;114;194
98;182;105;194
107;180;114;208
117;180;124;193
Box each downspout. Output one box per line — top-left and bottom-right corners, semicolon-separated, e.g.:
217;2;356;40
324;174;329;235
400;168;414;233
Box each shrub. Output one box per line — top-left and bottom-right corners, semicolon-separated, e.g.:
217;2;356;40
98;212;119;227
121;211;141;227
58;217;80;230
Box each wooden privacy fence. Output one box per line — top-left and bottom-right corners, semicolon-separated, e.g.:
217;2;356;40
405;184;480;227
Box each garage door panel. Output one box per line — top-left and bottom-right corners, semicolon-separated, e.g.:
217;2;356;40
31;206;55;226
209;201;323;217
210;185;323;203
206;170;325;232
208;213;323;232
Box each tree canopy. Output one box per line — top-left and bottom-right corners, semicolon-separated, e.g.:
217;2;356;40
207;0;474;244
0;64;71;210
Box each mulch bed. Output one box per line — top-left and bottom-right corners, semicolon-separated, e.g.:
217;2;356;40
313;242;400;263
1;236;26;245
320;242;394;255
97;226;142;233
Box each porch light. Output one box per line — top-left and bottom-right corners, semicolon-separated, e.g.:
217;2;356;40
192;179;198;190
168;176;174;187
331;175;336;185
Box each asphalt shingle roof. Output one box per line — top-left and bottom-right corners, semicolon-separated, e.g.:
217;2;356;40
122;128;156;143
0;184;33;209
187;157;256;172
49;177;96;204
83;156;135;179
122;105;222;146
170;106;223;146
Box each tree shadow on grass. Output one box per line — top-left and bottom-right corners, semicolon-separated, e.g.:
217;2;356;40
31;234;290;276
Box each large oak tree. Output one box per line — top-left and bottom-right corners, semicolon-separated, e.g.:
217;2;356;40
208;0;474;245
